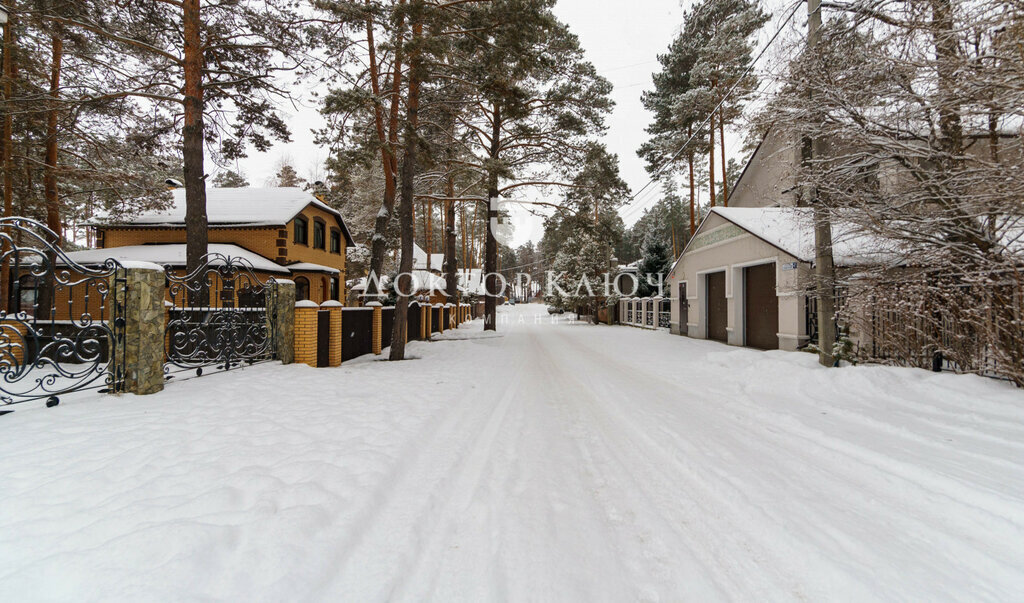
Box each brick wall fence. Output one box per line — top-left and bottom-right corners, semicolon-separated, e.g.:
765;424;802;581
292;300;473;368
97;264;473;397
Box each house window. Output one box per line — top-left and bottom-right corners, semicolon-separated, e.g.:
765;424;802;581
313;219;326;250
295;276;310;301
330;229;341;254
16;275;40;314
294;216;308;245
330;277;339;301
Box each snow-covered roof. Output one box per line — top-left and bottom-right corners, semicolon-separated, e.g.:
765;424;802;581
457;268;487;295
59;243;291;274
413;243;444;271
287;262;341;275
674;207;901;272
91;187;355;246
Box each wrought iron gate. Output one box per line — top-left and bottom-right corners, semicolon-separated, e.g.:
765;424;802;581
0;218;126;405
164;254;277;377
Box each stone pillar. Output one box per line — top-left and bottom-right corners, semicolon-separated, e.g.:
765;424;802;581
123;264;165;395
321;300;343;366
368;301;382;355
272;280;296;365
294;300;319;367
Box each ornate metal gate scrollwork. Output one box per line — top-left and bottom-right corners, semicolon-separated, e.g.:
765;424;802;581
0;218;126;405
164;253;277;377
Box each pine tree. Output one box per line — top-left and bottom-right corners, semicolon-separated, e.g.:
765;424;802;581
636;237;672;298
272;163;303;188
211;170;250;188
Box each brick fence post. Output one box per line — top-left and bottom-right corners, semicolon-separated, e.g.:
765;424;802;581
321;300;343;366
272;280;296;364
424;302;432;338
436;304;445;334
122;263;165;395
368;301;382;355
294;300;319;367
421;303;428;339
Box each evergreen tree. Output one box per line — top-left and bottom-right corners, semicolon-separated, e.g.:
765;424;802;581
636;237;672;298
272;163;304;188
211;170;250;188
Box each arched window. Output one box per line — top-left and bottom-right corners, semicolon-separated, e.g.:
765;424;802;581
294;216;309;245
295;276;310;301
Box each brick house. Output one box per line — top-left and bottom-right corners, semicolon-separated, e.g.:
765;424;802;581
83;186;356;304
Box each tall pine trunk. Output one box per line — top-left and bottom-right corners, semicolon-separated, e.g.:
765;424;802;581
43;36;62;244
2;16;15;308
389;7;422;361
708;112;716;207
365;0;405;300
183;0;208;282
687;125;695;235
444;183;458;303
719;105;728;206
484;102;500;331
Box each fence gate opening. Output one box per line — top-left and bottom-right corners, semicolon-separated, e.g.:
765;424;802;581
0;218;126;406
164;253;277;378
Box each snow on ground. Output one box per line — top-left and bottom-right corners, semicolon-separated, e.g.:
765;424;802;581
2;304;1024;601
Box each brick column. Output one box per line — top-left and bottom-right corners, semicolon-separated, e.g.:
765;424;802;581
436;304;445;333
294;300;319;367
424;302;432;337
272;280;296;364
122;264;165;395
421;303;428;339
368;301;382;355
321;300;343;366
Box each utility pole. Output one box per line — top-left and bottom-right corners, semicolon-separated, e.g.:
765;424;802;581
806;0;837;367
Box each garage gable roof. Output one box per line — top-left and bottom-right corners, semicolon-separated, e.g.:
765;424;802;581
670;207;900;276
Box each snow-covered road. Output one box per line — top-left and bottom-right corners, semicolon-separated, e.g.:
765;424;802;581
3;304;1024;601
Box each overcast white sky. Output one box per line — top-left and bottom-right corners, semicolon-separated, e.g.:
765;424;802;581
234;0;797;247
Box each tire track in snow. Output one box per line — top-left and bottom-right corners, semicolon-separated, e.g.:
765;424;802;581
548;324;1024;598
311;335;526;600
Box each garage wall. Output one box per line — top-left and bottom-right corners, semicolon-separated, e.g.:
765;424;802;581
668;216;809;351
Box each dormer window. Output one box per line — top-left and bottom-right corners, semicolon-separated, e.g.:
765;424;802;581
313;219;326;250
330;229;341;254
294;216;308;245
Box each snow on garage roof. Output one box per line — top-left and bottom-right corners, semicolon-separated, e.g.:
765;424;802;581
60;243;291;274
92;187;355;245
702;207;901;268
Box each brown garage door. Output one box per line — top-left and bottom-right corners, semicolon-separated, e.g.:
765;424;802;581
678;282;688;336
706;272;727;342
744;262;779;350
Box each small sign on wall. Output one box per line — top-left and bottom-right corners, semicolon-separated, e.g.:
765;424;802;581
781;261;798;271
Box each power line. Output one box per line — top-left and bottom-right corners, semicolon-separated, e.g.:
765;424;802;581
620;0;804;219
